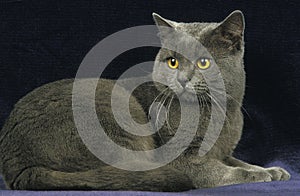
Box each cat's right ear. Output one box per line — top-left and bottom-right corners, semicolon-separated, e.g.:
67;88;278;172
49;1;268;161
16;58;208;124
152;13;176;41
152;13;175;28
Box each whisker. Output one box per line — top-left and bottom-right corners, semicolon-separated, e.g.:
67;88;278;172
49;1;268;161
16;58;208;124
226;93;252;120
206;93;226;116
206;92;232;130
208;87;251;119
148;88;169;144
166;94;174;132
202;94;210;111
148;88;168;119
154;91;172;144
198;95;203;109
155;91;170;129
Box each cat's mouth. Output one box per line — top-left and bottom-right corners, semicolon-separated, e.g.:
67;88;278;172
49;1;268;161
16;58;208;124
175;81;210;100
177;88;206;103
155;83;209;103
177;88;194;96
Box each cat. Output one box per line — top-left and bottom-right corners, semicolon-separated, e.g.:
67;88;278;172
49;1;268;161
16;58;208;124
0;10;290;191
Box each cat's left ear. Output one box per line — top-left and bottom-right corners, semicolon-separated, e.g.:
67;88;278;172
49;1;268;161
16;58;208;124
213;10;245;50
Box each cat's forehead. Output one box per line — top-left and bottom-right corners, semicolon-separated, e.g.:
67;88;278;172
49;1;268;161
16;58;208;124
176;22;218;40
161;22;217;59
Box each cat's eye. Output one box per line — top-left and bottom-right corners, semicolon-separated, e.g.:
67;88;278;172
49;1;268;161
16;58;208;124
197;58;211;70
167;57;179;69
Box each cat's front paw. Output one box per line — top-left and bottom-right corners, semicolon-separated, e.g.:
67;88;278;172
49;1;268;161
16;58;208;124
228;168;273;184
265;167;291;181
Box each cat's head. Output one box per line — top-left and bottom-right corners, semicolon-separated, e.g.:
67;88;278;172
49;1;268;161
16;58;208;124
152;11;245;104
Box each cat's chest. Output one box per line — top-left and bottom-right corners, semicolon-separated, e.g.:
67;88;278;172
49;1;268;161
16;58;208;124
150;100;211;139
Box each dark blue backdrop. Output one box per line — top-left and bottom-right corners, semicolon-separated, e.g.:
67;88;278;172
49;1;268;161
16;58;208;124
0;0;300;193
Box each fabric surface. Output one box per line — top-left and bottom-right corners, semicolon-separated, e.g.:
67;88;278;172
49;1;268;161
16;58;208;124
0;0;299;195
0;161;300;195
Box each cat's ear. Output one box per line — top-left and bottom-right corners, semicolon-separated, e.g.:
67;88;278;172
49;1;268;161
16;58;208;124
152;13;176;29
219;10;245;35
152;13;177;41
213;10;245;51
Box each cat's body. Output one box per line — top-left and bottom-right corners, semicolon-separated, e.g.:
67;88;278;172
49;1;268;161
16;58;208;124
0;11;290;191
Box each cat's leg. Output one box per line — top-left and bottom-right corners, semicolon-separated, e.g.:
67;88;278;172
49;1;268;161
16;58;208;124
224;156;290;181
11;165;194;191
186;158;277;188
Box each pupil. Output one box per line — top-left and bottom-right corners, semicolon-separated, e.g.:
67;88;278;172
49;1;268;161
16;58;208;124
171;58;176;65
201;59;206;66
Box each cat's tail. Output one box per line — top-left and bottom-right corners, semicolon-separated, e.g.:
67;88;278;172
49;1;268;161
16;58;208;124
8;165;194;191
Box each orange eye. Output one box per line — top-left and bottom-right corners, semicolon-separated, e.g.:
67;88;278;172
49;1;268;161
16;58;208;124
197;58;211;70
167;57;179;69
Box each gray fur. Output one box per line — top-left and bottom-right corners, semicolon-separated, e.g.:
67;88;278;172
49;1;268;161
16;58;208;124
0;11;290;191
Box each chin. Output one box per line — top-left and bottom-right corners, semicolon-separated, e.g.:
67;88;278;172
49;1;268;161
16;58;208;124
179;91;199;103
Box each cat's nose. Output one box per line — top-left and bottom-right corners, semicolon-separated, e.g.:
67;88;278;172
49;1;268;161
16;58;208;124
178;78;189;88
177;70;194;88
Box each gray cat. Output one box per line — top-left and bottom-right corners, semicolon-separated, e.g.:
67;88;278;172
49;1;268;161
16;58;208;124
0;11;290;191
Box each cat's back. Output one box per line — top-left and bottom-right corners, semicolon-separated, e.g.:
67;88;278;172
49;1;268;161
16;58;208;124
0;78;75;144
0;78;126;174
0;78;119;137
0;77;152;179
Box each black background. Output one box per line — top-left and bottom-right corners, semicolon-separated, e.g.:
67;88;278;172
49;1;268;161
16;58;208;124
0;0;299;170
